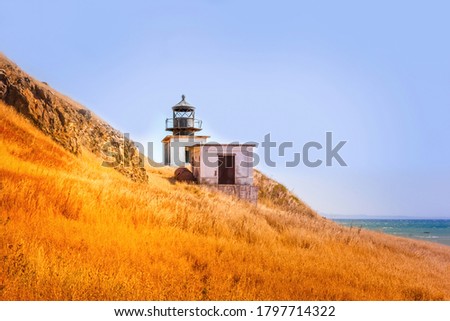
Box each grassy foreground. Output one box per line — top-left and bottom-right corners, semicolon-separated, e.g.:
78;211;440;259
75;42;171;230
1;101;450;300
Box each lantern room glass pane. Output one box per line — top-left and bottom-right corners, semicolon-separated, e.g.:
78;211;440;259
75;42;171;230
175;111;193;118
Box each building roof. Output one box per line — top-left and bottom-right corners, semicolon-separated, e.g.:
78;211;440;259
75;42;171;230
172;94;195;111
161;135;210;143
189;143;257;147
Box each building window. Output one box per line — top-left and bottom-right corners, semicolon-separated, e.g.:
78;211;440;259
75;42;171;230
185;149;190;163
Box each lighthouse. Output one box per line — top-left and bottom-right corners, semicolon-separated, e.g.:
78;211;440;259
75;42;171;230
162;95;209;165
163;95;258;203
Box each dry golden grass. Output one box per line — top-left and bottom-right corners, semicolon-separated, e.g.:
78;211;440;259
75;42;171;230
1;101;450;300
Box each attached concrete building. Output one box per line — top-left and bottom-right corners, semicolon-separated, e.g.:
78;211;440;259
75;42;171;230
188;143;256;185
188;143;258;203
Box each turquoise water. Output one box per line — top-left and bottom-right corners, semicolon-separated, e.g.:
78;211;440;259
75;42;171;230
333;219;450;246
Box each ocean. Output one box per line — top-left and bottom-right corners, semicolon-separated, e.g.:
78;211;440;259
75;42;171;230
333;219;450;246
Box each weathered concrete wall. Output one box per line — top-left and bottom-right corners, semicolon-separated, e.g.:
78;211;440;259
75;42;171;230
208;185;258;204
163;135;208;166
200;146;219;183
196;145;254;185
189;145;202;180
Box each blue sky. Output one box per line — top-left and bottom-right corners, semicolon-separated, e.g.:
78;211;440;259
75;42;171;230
2;0;450;217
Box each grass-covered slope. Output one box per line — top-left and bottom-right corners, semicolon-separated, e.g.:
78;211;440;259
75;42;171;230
1;101;450;300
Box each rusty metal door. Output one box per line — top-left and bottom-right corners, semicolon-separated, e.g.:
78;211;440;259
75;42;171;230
218;155;235;184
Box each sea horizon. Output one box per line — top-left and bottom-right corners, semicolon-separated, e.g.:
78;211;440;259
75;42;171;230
324;214;450;220
332;218;450;246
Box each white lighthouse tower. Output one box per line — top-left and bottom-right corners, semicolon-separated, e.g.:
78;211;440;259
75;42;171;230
162;95;209;166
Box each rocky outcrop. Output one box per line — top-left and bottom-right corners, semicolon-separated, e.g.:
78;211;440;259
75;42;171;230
0;69;7;99
0;53;147;182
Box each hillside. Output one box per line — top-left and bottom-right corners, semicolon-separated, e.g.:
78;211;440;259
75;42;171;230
1;56;450;300
0;53;146;182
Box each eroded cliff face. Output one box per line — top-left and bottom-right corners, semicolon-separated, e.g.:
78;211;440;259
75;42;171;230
0;53;147;182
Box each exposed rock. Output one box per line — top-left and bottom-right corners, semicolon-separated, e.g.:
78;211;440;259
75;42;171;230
5;84;30;116
77;108;91;120
33;84;51;103
0;83;6;99
0;69;7;99
0;69;6;80
0;53;148;182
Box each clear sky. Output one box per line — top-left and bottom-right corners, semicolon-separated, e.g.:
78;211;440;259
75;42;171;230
2;0;450;218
